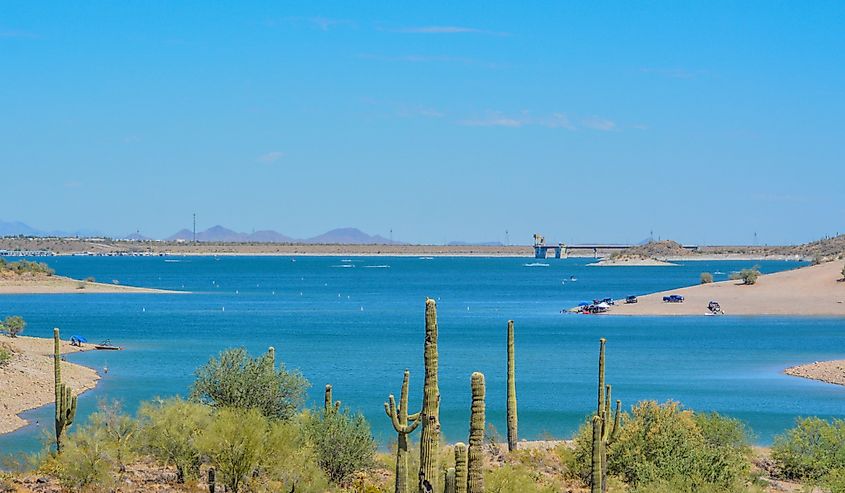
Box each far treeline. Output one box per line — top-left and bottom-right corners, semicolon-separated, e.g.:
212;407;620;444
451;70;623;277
3;301;845;493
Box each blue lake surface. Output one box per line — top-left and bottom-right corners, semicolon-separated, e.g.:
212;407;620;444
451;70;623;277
1;255;843;456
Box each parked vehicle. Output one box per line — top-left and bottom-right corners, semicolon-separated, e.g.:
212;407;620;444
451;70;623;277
663;294;685;303
625;295;638;304
708;301;723;314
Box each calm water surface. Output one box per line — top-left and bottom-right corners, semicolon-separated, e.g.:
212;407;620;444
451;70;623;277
1;255;843;455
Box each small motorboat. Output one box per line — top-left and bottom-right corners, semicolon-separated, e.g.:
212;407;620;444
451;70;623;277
94;339;123;351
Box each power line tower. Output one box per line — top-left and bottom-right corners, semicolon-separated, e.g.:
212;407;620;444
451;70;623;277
193;213;197;243
505;229;510;246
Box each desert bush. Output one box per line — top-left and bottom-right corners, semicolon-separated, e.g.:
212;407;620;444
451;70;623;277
730;266;760;285
197;407;268;493
85;276;96;283
700;272;713;284
137;397;211;482
2;260;54;276
52;423;118;492
841;262;845;280
306;407;376;485
572;401;750;491
89;401;138;472
190;347;309;420
0;347;10;367
2;316;25;337
261;416;331;493
772;417;845;487
485;463;558;493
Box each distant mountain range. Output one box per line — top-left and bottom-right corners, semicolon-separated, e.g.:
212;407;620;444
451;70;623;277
0;220;103;238
0;220;400;245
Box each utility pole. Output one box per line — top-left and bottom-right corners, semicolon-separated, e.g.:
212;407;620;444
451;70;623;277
390;229;393;243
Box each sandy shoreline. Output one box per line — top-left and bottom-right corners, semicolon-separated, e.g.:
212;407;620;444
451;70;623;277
605;261;845;316
0;274;181;295
785;360;845;386
0;335;100;435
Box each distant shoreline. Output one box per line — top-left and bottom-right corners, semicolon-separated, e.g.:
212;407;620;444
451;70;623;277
0;274;182;295
603;261;845;317
0;335;100;435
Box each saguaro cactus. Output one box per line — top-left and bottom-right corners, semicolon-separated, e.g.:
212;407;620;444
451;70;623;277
208;467;216;493
385;369;421;493
506;320;518;452
454;443;468;493
53;328;77;453
444;468;456;493
590;415;603;493
467;372;485;493
324;384;340;414
418;298;441;493
591;338;622;493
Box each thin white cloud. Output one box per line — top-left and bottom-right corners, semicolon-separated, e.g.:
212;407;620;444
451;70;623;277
0;29;38;39
269;17;355;31
640;67;707;79
390;25;509;36
63;180;82;189
581;116;616;131
459;111;576;129
356;53;504;69
257;151;285;164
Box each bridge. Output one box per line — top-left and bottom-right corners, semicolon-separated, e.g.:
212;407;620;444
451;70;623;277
532;234;699;259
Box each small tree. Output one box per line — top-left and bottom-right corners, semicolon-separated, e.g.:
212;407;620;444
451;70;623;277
2;316;25;338
197;408;268;493
730;266;760;285
190;347;309;420
841;262;845;281
700;272;713;284
306;407;376;485
137;398;211;483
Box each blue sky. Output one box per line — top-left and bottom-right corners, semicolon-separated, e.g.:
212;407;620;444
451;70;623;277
1;1;843;244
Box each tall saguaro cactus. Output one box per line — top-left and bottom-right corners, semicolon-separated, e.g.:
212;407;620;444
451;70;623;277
454;443;468;493
444;468;456;493
467;372;485;493
324;384;340;414
506;320;518;452
53;328;77;453
591;338;621;493
384;370;421;493
418;298;441;493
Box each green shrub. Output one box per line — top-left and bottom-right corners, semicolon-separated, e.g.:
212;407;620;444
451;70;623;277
52;423;118;492
572;401;750;491
190;347;309;420
306;407;376;485
730;266;760;285
772;417;845;485
261;417;331;493
0;347;10;367
700;272;713;284
137;397;211;482
485;463;558;493
197;407;268;493
88;401;138;472
2;316;25;338
1;260;54;276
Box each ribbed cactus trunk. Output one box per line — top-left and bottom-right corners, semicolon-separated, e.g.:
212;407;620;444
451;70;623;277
590;415;603;493
590;338;621;493
506;320;518;452
385;370;421;493
53;328;77;453
454;443;468;493
444;468;456;493
418;299;440;493
467;372;485;493
324;384;340;414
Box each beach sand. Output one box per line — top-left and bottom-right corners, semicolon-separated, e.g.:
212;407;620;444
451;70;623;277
785;360;845;386
0;335;99;435
0;274;179;294
588;258;678;266
606;261;845;316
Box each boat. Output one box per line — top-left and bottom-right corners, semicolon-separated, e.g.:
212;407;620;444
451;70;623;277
94;339;123;351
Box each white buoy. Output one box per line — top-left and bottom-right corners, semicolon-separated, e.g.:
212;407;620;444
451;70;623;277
222;306;225;312
142;307;146;312
360;306;364;311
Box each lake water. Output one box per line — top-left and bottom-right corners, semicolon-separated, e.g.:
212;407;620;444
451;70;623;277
1;255;843;456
